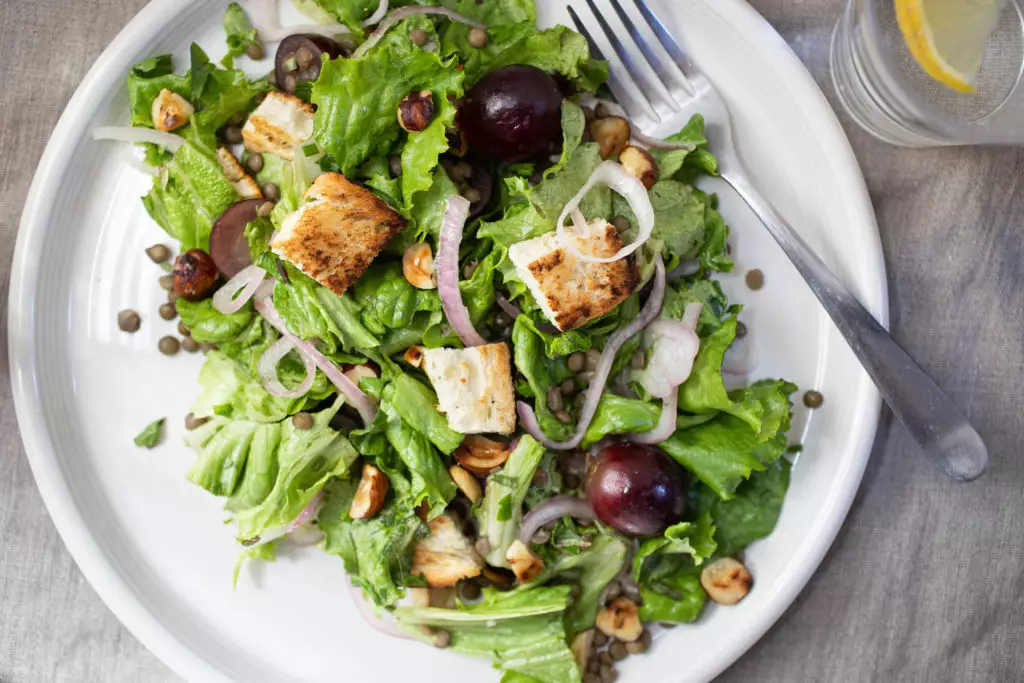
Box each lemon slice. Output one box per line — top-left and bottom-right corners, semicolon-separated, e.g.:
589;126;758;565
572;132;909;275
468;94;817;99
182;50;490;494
895;0;1004;92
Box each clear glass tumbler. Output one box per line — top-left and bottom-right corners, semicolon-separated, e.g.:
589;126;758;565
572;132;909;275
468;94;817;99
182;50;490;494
831;0;1024;146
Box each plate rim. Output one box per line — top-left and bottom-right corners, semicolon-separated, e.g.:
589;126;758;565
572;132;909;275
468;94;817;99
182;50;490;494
9;1;888;682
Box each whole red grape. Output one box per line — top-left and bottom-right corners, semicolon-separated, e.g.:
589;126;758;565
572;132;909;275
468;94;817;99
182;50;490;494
585;443;687;536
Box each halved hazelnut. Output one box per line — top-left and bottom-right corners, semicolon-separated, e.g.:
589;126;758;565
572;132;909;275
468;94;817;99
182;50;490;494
506;539;545;584
343;364;378;389
403;345;426;368
398;90;435;133
152;88;194;132
449;465;482;503
403;243;436;290
454;436;511;475
349;463;389;519
571;629;595;670
619;145;659;189
596;598;643;642
700;557;752;605
589;116;631;160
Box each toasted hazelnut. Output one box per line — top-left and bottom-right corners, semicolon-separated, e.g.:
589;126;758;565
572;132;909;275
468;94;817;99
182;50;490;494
619;145;659;189
151;88;195;132
349;464;389;519
403;345;426;368
506;539;545;584
398;90;435;133
454;436;511;475
571;629;595;670
590;116;631;160
596;598;643;642
449;465;482;503
700;557;752;605
343;364;378;390
403;243;436;290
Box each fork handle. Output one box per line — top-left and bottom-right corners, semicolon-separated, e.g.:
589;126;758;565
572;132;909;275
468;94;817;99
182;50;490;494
721;170;988;481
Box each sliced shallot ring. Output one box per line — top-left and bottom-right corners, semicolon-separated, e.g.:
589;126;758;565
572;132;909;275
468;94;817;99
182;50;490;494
518;495;597;544
353;6;486;59
254;282;377;426
362;0;390;26
517;255;666;450
556;161;654;264
257;336;316;399
437;195;487;347
213;264;267;314
92;126;185;153
630;391;679;445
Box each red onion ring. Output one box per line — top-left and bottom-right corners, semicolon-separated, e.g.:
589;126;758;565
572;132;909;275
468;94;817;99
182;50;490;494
362;0;389;26
347;581;412;640
257;337;317;398
288;489;324;532
254;283;377;426
436;195;487;347
517;255;666;450
630;391;679;445
639;313;701;400
518;495;597;544
214;264;267;314
353;6;486;59
92;126;185;153
495;293;522;321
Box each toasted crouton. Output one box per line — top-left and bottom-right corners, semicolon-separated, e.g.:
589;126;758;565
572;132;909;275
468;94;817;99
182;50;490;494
216;148;263;199
242;91;315;160
411;515;483;588
270;173;406;295
506;539;545;584
508;221;639;331
421;343;516;435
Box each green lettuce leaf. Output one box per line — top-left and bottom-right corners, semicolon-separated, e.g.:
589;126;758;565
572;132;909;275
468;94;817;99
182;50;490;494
692;459;791;557
126;55;189;128
294;0;379;31
442;21;607;91
394;585;581;683
273;271;381;354
176;297;256;344
632;512;716;624
638;570;706;625
222;2;260;67
133;418;165;448
311;45;464;176
533;533;628;634
382;400;457;519
185;398;359;545
477;435;546;566
511;318;573;442
319;474;426;607
190;350;333;423
400;96;457;210
142;141;240;250
381;373;463;454
353;262;442;335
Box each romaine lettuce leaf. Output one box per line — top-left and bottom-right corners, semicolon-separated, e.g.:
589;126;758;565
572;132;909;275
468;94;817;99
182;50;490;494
477;435;546;567
394;585;581;683
442;21;607;90
511;318;573;442
126;55;189;128
538;533;628;633
400;96;457;210
382;373;463;454
142;141;240;250
185;398;358;545
631;512;716;624
133;418;165;448
382;400;457;519
190;350;333;423
319;474;426;607
311;44;464;176
222;2;260;68
353;262;442;335
176;297;256;344
294;0;379;31
273;271;381;354
692;458;791;558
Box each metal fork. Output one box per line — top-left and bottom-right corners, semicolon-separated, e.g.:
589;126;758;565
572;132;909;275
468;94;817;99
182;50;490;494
567;0;988;481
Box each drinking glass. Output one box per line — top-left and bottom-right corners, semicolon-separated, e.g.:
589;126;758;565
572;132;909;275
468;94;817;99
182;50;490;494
830;0;1024;147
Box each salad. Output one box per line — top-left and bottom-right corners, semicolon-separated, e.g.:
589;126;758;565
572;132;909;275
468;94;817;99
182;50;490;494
101;1;800;681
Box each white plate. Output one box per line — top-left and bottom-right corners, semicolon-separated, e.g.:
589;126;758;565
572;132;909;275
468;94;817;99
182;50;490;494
10;1;887;681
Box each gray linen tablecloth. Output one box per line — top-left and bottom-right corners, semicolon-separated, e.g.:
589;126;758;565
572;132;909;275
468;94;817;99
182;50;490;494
2;0;1023;681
